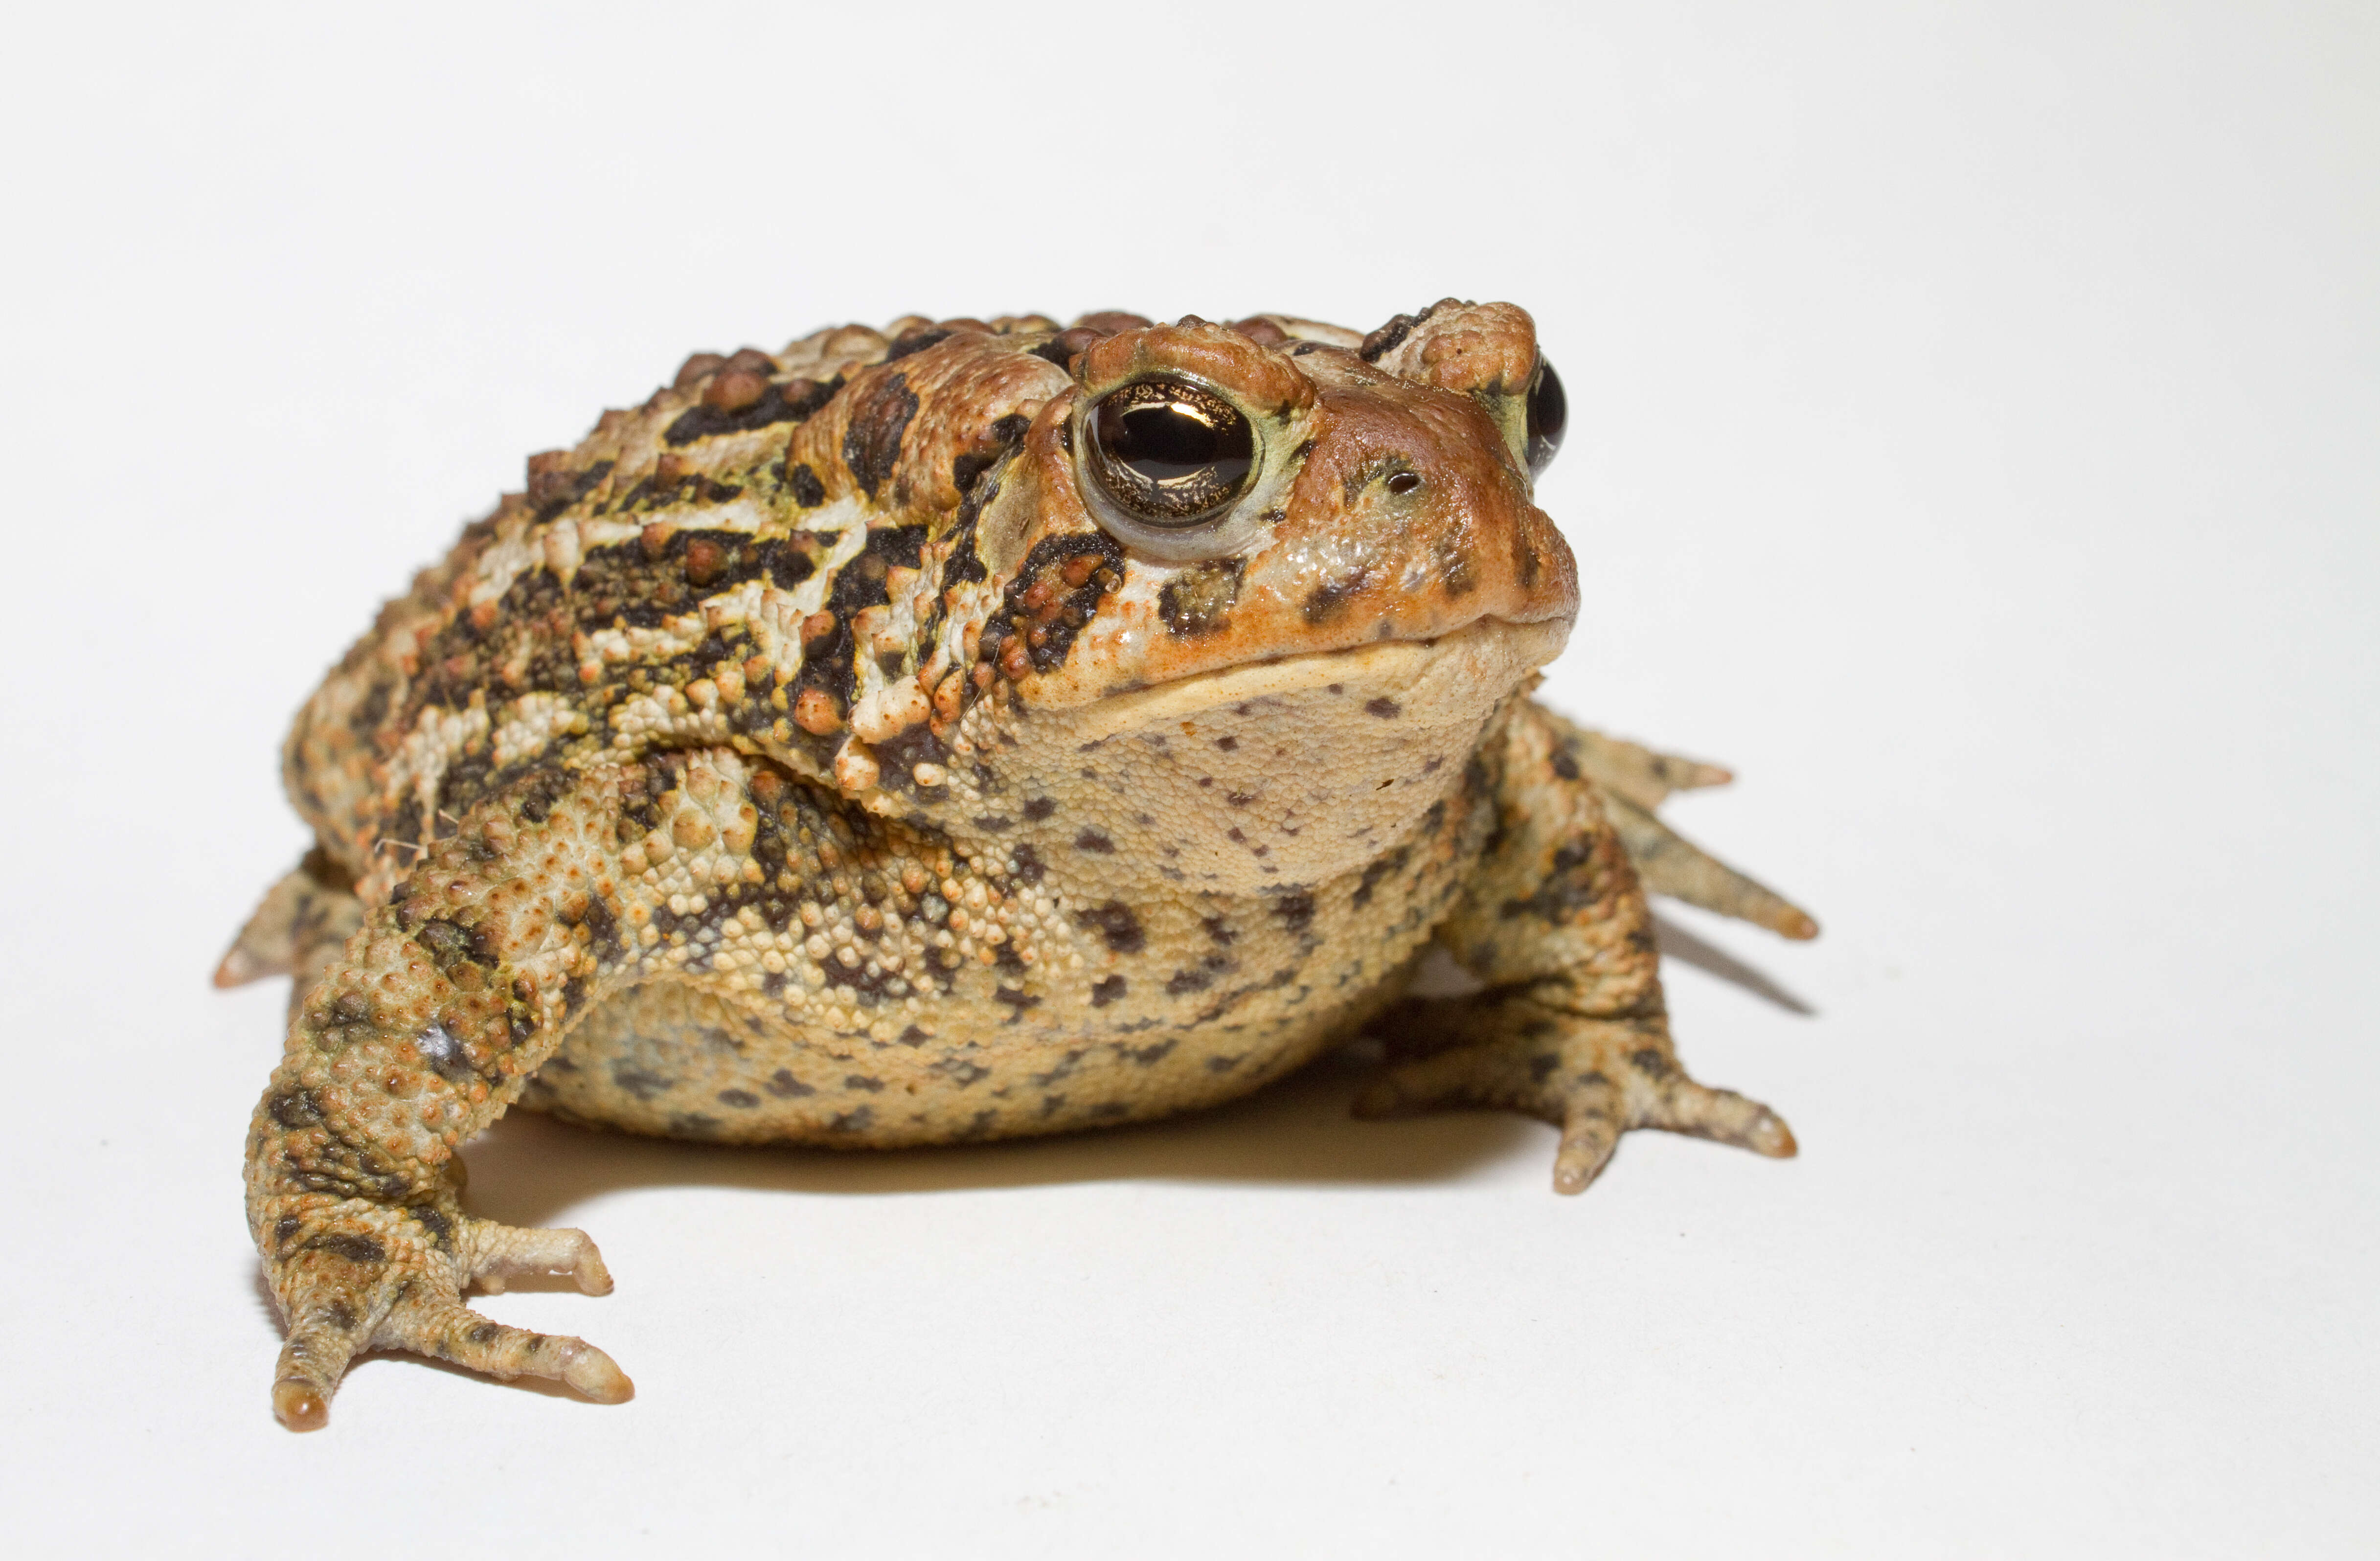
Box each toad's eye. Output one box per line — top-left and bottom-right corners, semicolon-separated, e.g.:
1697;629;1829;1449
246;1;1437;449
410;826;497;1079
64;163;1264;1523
1524;359;1566;476
1086;378;1255;527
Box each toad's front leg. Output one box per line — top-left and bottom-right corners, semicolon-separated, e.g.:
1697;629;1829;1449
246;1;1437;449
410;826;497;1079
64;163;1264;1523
245;754;734;1428
1356;701;1807;1193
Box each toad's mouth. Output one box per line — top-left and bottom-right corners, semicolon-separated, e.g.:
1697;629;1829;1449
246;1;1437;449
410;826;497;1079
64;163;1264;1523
1071;612;1574;747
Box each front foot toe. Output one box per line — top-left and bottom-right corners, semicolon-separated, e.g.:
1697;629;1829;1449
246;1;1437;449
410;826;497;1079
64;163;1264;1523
1356;996;1795;1194
1640;1073;1797;1160
1552;1079;1625;1194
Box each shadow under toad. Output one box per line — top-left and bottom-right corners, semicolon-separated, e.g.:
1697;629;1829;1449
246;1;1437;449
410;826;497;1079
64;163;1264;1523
460;910;1813;1233
1654;913;1818;1017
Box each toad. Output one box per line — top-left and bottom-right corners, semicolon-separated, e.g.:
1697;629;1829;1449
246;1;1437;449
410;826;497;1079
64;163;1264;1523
224;301;1817;1429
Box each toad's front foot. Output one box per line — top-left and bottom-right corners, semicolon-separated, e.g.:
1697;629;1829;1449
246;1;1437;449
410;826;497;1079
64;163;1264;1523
263;1205;630;1430
1355;991;1795;1194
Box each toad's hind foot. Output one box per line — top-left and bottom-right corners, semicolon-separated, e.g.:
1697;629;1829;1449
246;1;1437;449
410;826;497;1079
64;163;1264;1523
1354;993;1795;1194
214;846;364;1008
1537;713;1820;941
264;1206;629;1431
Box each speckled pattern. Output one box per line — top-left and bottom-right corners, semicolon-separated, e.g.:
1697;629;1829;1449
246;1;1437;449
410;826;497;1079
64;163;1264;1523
224;302;1818;1429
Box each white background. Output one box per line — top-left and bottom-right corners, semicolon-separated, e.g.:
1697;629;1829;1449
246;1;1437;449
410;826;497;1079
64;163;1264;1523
1;2;2372;1555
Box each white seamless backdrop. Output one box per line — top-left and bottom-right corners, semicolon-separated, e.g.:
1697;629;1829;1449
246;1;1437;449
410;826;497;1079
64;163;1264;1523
1;3;2372;1556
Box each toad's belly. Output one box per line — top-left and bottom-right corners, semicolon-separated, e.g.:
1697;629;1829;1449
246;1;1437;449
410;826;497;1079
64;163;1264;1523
519;967;1416;1148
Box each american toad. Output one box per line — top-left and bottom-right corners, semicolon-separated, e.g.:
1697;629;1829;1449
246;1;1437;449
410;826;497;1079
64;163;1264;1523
225;302;1818;1429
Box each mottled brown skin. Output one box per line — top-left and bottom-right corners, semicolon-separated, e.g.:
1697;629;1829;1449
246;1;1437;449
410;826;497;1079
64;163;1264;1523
226;301;1818;1430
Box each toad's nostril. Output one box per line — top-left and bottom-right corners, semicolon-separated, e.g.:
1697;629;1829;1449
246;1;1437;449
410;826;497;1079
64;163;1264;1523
1387;472;1422;496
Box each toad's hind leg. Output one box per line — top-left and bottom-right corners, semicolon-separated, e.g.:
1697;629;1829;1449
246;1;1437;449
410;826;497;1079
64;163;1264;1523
1356;700;1802;1193
1536;712;1820;941
246;749;762;1428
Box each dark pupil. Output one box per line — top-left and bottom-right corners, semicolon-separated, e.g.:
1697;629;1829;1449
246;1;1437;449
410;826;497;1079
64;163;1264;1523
1106;400;1251;485
1088;381;1256;525
1525;359;1567;475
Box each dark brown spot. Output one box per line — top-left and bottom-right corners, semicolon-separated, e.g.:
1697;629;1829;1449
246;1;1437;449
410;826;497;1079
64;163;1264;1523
1353;846;1410;908
665;375;837;447
1303;573;1366;626
1271;890;1316;931
1077;901;1145;954
842;371;919;499
883;328;953;363
611;1063;675;1100
1359;301;1441;363
414;917;474;972
408;1205;454;1251
305;1232;386;1265
1157;557;1245;637
527;456;616;520
267;1088;323;1129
